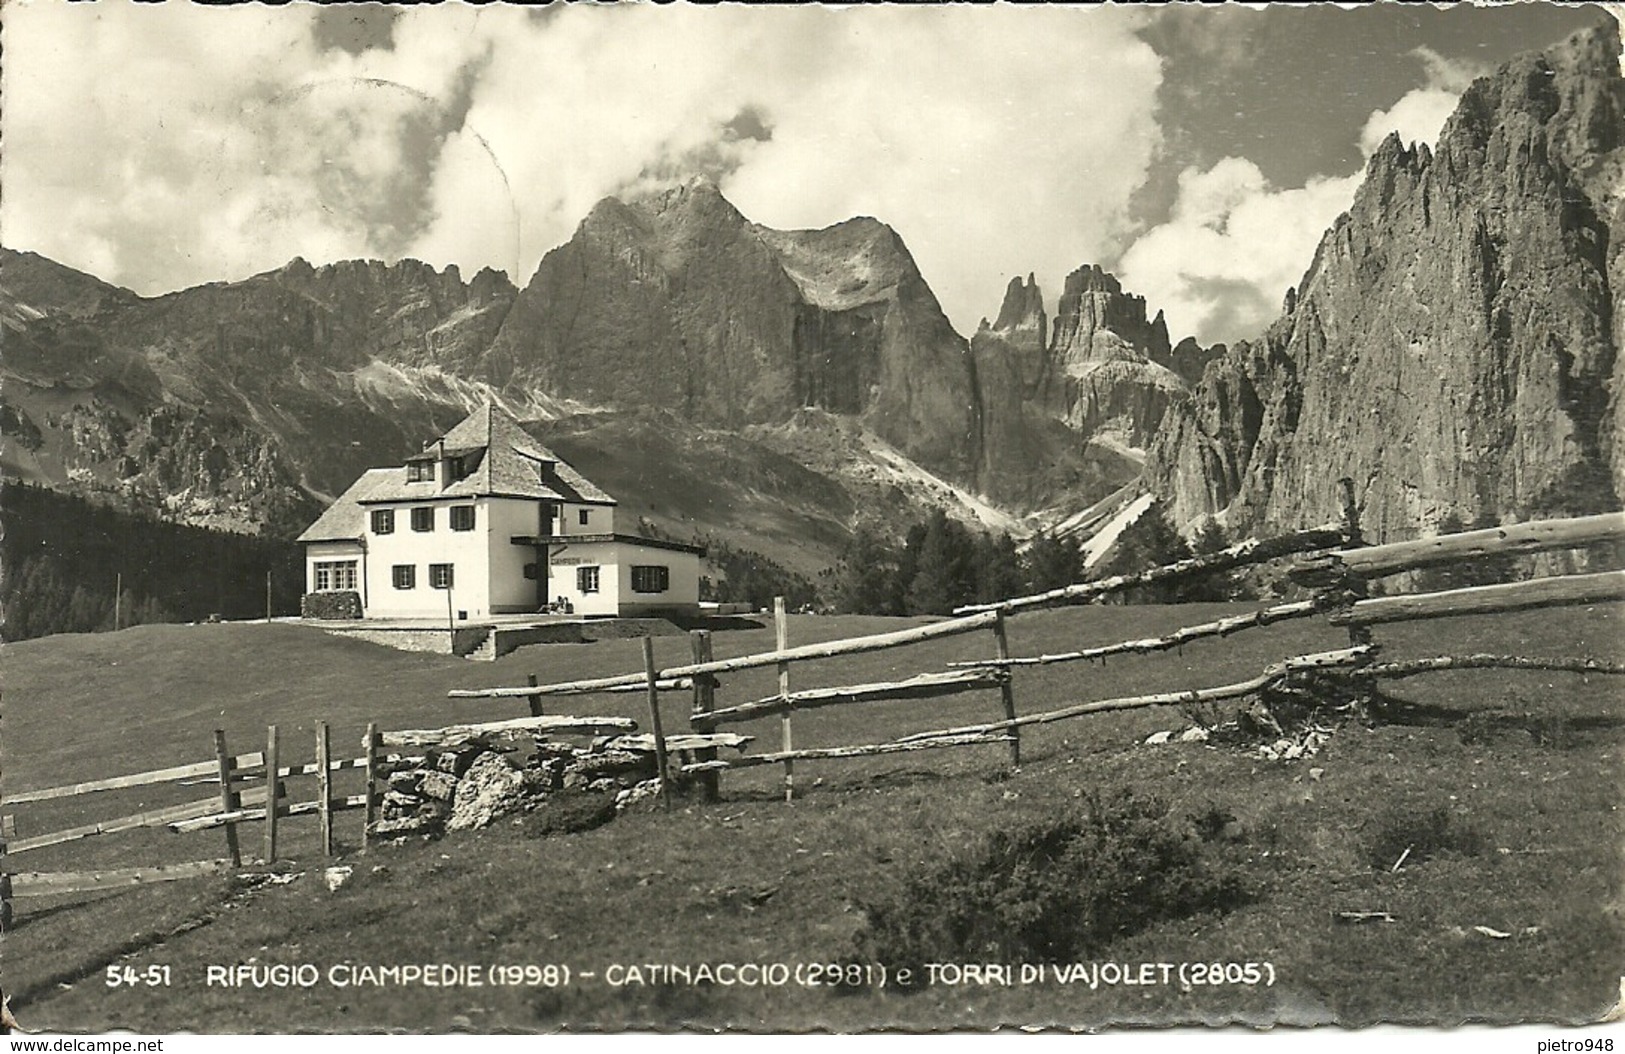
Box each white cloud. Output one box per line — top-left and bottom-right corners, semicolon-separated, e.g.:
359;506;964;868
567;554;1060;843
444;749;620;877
1118;160;1361;345
1119;44;1487;346
1360;47;1485;157
2;2;1163;337
1359;88;1460;157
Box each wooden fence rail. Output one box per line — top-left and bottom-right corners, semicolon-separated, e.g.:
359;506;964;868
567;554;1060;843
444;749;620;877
11;752;383;805
11;754;264;804
701;669;1008;726
380;714;637;749
1329;570;1625;626
949;600;1322;670
898;646;1373;743
9;797;235;854
680;733;1017;773
449;610;1000;700
1364;655;1625;679
955;522;1348;615
11;859;235;898
172;794;371;834
1294;512;1625;582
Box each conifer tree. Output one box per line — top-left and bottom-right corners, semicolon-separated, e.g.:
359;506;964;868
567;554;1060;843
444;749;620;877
1024;532;1082;593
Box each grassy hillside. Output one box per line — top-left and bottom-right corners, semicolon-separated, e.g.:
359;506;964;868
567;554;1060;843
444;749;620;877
5;602;1622;1031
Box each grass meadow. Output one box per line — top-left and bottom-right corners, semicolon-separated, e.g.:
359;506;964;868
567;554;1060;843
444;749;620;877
4;601;1622;1031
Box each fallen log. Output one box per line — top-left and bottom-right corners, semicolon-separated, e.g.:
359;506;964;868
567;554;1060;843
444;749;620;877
899;646;1373;742
1363;654;1625;679
702;669;1007;726
11;859;236;898
948;601;1320;668
449;611;999;699
679;733;1015;772
955;523;1346;615
1328;571;1625;627
380;714;637;749
1294;513;1625;582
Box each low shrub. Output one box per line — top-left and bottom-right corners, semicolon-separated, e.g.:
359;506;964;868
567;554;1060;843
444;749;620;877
301;590;362;619
1362;804;1484;870
851;791;1251;977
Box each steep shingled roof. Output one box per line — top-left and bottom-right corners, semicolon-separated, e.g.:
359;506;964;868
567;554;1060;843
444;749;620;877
296;468;397;543
354;403;616;505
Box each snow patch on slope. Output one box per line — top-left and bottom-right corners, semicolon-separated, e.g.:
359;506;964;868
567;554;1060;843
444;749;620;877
1080;492;1155;569
858;431;1022;534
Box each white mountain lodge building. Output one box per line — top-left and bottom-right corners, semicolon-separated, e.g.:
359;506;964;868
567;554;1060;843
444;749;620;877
297;405;704;619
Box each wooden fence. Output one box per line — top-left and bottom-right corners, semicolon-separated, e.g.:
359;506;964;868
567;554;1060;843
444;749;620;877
449;498;1625;801
0;711;663;920
7;499;1621;922
450;597;1023;801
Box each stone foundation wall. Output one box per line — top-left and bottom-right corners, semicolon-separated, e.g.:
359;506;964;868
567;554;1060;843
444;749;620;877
325;627;491;656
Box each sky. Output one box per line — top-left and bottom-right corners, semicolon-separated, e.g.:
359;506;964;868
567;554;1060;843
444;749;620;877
2;1;1617;347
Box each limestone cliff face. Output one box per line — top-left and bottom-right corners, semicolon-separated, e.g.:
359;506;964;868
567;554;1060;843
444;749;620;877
1148;20;1625;540
1050;264;1171;370
974;264;1190;437
1018;264;1186;451
968;268;1181;507
486;180;982;482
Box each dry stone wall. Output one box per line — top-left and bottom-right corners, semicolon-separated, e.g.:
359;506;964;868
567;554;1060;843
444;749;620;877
368;737;664;839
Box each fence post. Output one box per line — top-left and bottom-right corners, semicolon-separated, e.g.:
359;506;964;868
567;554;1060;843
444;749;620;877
212;730;241;868
526;674;543;719
362;722;380;853
993;610;1021;768
689;629;719;802
776;596;793;804
1335;477;1377;713
1;814;13;934
263;725;280;864
316;721;333;857
642;637;672;809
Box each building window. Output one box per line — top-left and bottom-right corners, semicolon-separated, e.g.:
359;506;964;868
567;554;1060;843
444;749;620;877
371;509;394;535
577;566;600;594
407;460;434;483
450;505;475;531
429;563;454;590
392;565;416;590
411;507;434;532
523;563;539;581
446;456;466;481
631;565;669;594
578;509;590;526
314;561;357;591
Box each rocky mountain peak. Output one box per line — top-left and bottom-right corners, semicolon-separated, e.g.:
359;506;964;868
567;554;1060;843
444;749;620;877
484;182;981;484
0;247;135;319
989;274;1046;340
1050;262;1172;369
1148;17;1625;541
